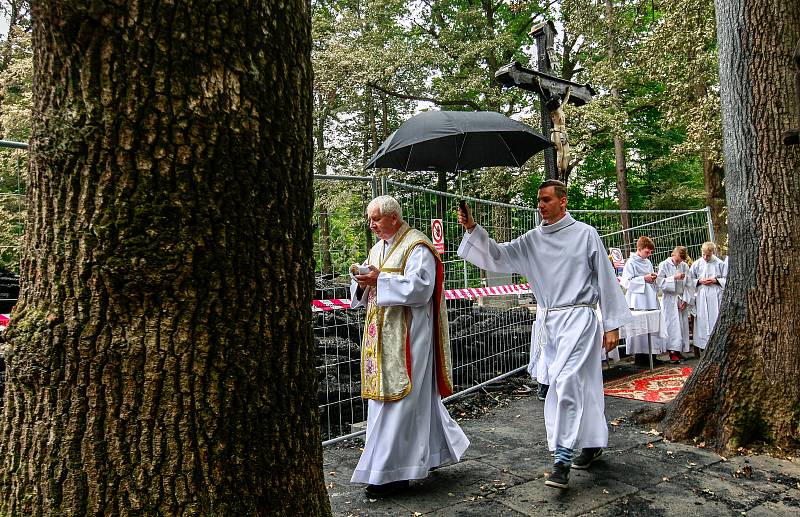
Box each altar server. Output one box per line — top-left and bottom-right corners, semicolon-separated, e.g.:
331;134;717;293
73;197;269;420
620;236;664;366
457;180;631;489
690;241;727;351
657;246;694;363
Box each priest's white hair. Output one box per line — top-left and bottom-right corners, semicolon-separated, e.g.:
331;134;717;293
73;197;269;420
367;195;403;220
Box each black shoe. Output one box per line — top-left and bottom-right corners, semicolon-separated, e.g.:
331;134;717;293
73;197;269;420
364;479;409;497
545;462;570;489
537;383;549;401
572;448;602;470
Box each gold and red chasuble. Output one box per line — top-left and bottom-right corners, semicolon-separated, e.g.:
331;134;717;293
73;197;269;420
361;223;453;401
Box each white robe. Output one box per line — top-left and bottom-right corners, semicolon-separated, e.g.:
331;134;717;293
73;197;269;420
656;258;693;353
690;255;727;349
620;253;664;354
350;241;469;485
458;213;631;451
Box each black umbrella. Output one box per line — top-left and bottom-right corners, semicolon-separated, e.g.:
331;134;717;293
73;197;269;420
365;110;552;172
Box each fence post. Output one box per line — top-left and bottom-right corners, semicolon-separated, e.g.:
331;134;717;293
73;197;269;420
380;175;387;196
705;206;716;244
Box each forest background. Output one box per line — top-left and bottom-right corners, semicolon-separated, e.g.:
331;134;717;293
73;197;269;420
0;0;725;273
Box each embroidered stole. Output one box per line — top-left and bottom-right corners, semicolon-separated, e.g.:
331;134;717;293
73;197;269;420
361;223;453;401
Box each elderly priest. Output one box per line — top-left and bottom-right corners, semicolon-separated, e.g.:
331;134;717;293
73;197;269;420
349;195;469;497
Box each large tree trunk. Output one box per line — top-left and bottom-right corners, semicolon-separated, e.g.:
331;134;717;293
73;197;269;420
605;0;632;253
703;156;727;247
662;0;800;454
0;2;331;515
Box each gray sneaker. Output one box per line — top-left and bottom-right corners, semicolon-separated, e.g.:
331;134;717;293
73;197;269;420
537;383;549;401
572;447;602;470
545;461;570;489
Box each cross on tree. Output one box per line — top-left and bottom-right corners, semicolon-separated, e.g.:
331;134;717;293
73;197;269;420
495;21;596;184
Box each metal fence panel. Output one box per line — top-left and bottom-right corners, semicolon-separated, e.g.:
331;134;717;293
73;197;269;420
571;209;713;267
312;175;376;443
385;181;537;402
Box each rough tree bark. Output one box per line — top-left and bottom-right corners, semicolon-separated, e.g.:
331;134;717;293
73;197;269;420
662;0;800;453
0;1;331;515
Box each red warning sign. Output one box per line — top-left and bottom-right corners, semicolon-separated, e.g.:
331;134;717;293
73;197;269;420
431;219;445;253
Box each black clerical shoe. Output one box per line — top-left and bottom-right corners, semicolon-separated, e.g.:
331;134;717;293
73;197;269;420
545;462;570;489
364;479;409;497
537;383;549;401
572;447;603;470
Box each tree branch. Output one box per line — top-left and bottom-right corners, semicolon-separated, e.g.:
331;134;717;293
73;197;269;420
366;82;481;110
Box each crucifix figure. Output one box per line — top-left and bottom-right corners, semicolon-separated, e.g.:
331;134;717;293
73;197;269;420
495;21;595;183
546;86;571;179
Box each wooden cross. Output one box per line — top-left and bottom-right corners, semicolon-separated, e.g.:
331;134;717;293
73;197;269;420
495;21;596;182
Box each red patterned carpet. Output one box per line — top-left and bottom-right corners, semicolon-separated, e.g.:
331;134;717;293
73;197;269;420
604;366;693;403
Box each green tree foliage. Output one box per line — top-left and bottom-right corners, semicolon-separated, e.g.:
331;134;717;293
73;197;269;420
312;0;716;202
0;1;32;272
559;0;713;212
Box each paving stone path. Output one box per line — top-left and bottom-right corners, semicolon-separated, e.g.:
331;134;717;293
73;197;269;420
324;365;800;516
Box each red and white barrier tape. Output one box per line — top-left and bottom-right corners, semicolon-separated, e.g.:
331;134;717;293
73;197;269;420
311;299;353;311
312;283;532;312
444;283;531;300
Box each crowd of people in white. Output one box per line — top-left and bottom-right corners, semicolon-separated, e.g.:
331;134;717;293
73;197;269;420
620;237;728;366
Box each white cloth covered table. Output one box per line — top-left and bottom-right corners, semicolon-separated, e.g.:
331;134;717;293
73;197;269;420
618;309;668;340
603;309;667;370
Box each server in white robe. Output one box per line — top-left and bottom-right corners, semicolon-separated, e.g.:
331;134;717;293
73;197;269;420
656;246;693;362
350;195;469;497
690;241;727;350
620;236;664;363
457;180;631;489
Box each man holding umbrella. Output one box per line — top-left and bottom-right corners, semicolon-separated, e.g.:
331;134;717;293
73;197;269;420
457;180;631;489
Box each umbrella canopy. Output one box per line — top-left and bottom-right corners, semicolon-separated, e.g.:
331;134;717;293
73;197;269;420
365;110;552;172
